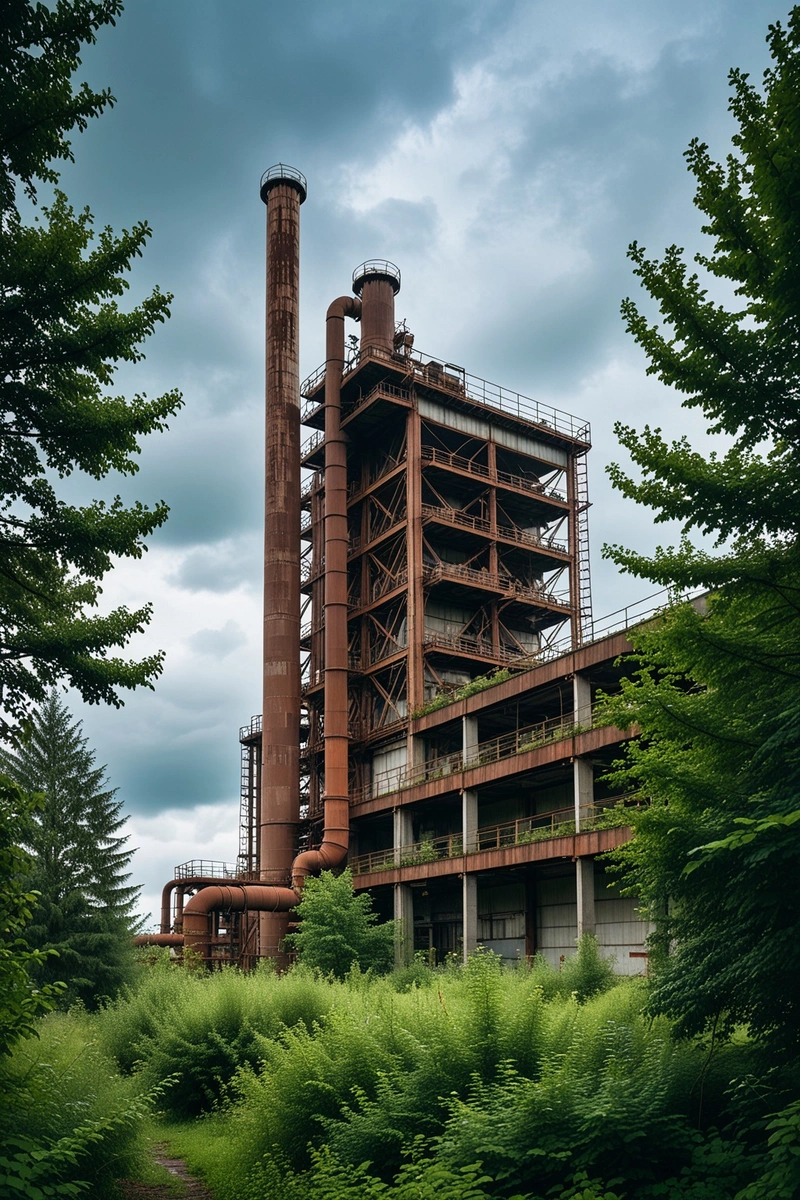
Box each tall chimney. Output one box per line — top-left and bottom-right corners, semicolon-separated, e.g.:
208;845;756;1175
259;163;306;960
353;260;401;353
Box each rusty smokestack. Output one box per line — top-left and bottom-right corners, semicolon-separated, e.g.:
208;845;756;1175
259;163;307;959
176;253;403;968
353;260;401;353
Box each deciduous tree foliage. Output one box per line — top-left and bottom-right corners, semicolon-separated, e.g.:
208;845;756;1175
602;8;800;1055
0;692;140;1006
0;0;182;737
287;869;394;978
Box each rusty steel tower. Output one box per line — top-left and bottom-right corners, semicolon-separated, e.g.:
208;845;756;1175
146;166;662;974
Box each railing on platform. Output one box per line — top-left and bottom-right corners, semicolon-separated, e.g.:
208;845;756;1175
361;705;603;803
422;560;570;608
173;860;238;881
239;714;262;740
349;796;640;875
420;446;567;502
300;344;590;443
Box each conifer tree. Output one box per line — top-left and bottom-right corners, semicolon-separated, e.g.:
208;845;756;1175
602;8;800;1054
0;692;140;1006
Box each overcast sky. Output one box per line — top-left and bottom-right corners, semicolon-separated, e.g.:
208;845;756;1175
50;0;784;925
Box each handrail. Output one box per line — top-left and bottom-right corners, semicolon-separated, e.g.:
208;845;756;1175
422;560;570;608
421;630;538;666
420;446;567;501
173;860;237;881
362;704;601;802
301;429;324;459
349;796;641;875
301;344;590;443
239;713;262;740
421;503;568;553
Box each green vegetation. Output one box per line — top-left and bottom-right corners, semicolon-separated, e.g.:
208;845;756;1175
76;947;795;1198
0;777;64;1058
602;6;800;1058
0;943;794;1197
0;692;141;1008
0;0;181;739
411;669;514;718
286;868;395;978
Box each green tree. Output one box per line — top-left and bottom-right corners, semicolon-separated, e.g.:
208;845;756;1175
0;691;140;1006
0;777;63;1055
287;869;395;979
0;0;182;740
601;7;800;1054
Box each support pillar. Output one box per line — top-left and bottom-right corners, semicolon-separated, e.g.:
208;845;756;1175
394;882;415;966
576;857;596;938
463;713;479;768
573;757;593;832
573;672;592;727
394;806;414;866
573;673;593;832
463;873;478;963
462;788;478;853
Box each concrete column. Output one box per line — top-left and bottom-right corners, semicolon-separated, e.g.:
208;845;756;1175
573;756;593;832
394;806;414;866
394;883;415;966
573;675;593;833
573;672;592;727
463;873;478;963
463;713;479;768
462;788;479;853
410;730;427;769
576;857;596;938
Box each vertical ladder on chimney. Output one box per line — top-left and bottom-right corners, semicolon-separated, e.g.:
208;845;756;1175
575;451;592;644
237;721;260;877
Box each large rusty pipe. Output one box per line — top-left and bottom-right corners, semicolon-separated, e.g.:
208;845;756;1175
180;254;402;965
160;877;229;933
291;295;360;888
183;884;297;964
180;293;363;960
259;165;306;959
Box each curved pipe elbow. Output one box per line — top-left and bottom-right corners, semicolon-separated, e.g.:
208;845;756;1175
326;295;362;324
291;834;349;891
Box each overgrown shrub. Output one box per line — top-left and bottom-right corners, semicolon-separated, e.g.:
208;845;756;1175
96;961;337;1117
0;1009;152;1198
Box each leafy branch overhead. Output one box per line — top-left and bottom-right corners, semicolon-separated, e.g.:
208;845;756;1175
606;11;800;591
0;0;182;736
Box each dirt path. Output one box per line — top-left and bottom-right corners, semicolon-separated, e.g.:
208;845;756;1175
117;1145;214;1199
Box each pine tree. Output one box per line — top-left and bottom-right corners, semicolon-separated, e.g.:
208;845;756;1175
0;692;140;1006
602;8;800;1055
